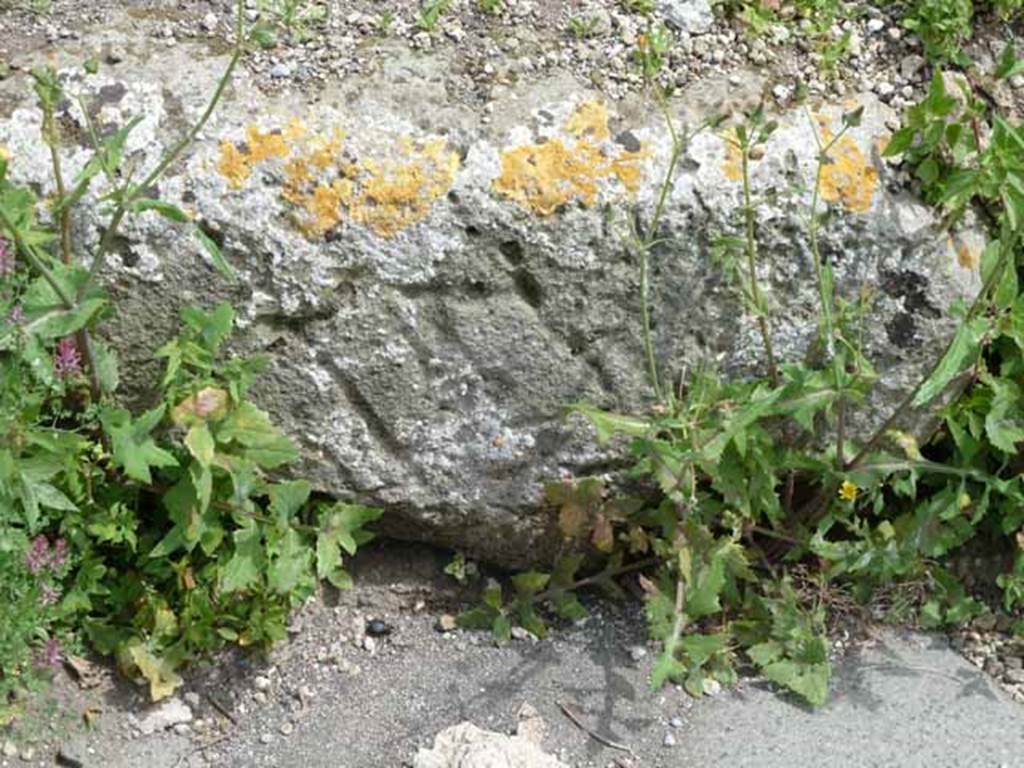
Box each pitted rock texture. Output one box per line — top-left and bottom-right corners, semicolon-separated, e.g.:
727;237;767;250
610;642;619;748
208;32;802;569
413;721;567;768
0;28;983;565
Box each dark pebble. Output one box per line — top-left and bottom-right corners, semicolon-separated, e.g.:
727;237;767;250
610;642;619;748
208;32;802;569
366;618;393;637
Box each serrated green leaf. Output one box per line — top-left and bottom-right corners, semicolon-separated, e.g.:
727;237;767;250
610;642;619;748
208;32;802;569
185;423;215;467
220;524;263;593
217;402;298;468
269;480;311;523
267;527;310;594
101;405;178;484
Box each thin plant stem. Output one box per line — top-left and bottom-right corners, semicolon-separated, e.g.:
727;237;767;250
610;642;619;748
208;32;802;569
740;139;779;387
83;0;245;293
41;89;103;396
806;112;850;466
633;90;718;406
0;205;73;307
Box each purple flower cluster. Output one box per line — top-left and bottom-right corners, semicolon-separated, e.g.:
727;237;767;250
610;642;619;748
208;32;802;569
25;535;67;575
34;637;62;670
53;337;82;379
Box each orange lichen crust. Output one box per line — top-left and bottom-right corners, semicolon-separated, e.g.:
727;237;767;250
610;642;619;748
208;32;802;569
493;100;647;216
217;121;459;238
814;111;879;214
720;127;743;182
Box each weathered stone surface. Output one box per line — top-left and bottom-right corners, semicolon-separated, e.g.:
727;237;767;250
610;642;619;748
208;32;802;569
658;0;715;34
413;721;567;768
0;29;982;565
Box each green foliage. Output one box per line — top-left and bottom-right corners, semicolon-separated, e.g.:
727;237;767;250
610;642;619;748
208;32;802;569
568;15;602;40
901;0;974;62
459;54;1024;709
417;0;451;32
0;0;380;709
478;0;504;15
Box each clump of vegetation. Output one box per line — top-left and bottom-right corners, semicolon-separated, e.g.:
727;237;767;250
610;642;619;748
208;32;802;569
459;37;1024;709
0;0;379;717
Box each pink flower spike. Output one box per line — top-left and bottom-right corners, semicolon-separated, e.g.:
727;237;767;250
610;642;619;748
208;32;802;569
53;337;82;379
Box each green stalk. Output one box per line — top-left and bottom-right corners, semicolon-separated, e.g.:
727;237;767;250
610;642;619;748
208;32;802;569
83;0;245;292
740;139;779;387
635;92;718;405
806;116;849;466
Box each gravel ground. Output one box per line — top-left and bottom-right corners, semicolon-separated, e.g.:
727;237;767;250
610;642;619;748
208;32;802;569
0;541;1022;767
1;0;1023;115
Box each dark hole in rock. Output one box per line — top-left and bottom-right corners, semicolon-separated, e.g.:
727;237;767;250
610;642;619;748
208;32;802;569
196;221;226;252
886;311;919;349
465;225;481;237
499;240;524;264
514;269;544;309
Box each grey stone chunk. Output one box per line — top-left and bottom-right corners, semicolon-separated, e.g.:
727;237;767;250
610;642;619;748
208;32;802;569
657;0;714;34
0;42;981;566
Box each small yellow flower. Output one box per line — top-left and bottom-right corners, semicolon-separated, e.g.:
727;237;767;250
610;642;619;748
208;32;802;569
838;480;859;502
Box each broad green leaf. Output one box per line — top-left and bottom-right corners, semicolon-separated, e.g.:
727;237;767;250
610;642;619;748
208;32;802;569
22;297;106;340
269;480;312;523
758;658;829;708
511;571;550;596
217;402;298;468
101;405;178;484
220;524;263;593
569;403;651;442
651;650;687;689
685;553;726;620
912;317;989;407
185;424;215;467
491;614;512;643
31;480;78;512
267;527;310;594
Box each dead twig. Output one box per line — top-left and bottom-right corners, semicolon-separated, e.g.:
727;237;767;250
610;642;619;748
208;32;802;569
172;734;230;768
557;701;635;756
205;694;238;726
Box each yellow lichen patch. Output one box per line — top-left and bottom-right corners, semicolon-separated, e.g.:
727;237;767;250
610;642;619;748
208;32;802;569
820;133;878;213
565;100;612;142
217;140;252;189
309;129;345;170
951;234;983;271
283;117;307;141
282;157;312;204
303;182;347;235
721;127;743;182
813;114;878;214
244;126;290;164
494;101;646;216
347;137;460;238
